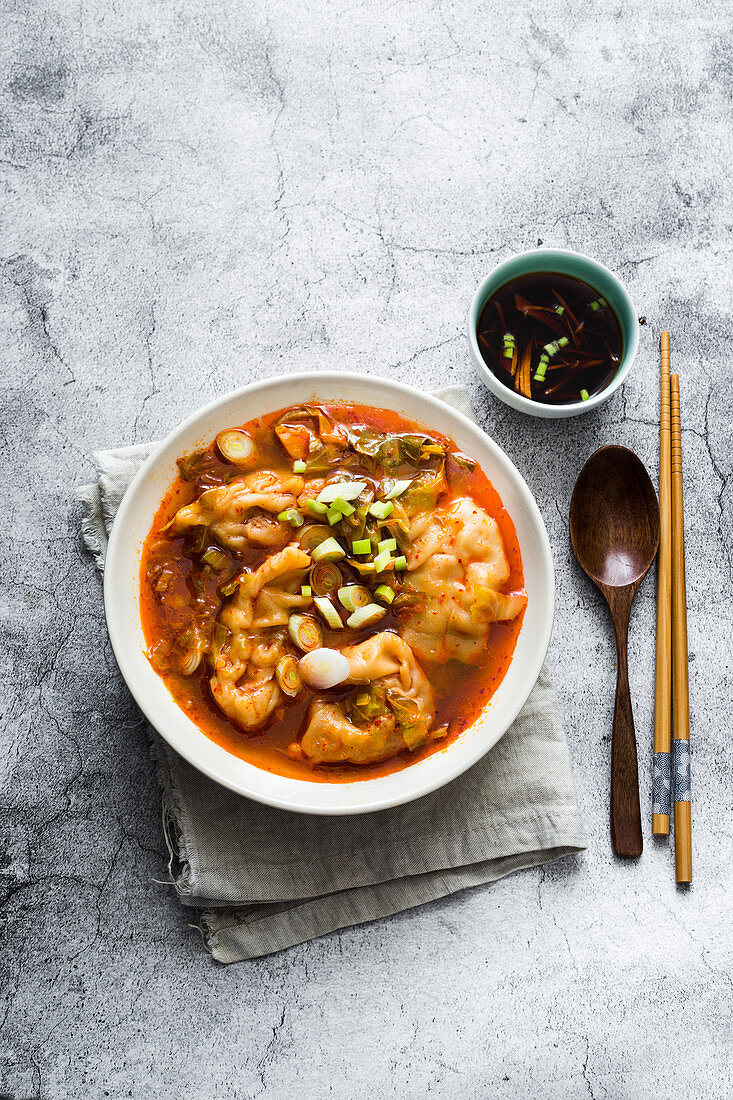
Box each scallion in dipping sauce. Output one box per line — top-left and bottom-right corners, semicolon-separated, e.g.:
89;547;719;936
476;272;623;406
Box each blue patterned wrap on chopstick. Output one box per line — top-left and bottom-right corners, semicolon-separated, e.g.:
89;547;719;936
652;751;672;816
673;739;691;803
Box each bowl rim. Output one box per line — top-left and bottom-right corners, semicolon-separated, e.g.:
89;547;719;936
104;372;555;814
468;247;639;417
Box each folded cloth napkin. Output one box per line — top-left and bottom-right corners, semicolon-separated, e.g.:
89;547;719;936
78;385;585;963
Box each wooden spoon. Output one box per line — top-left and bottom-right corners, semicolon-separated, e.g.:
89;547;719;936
569;445;660;858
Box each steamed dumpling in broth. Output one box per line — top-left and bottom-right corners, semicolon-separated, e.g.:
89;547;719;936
141;401;527;781
210;545;312;729
299;632;437;764
401;498;527;665
169;470;303;552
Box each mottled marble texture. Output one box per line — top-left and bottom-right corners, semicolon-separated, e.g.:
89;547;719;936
1;0;732;1096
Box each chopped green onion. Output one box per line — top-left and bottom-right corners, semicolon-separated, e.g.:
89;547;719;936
311;561;343;596
350;559;376;576
580;389;590;402
589;297;607;312
311;537;345;562
327;506;342;526
338;585;372;612
216;428;255;466
393;555;407;571
502;333;516;359
374;584;395;605
368;500;394;520
303;499;328;516
313;596;344;630
288;614;323;652
317;480;367;504
331;498;355;517
352;538;372;555
543;338;568;358
378;537;397;554
277;508;304;527
384;479;411;500
301;585;312;597
293;459;307;473
202;546;227;570
276;655;302;697
554;304;565;315
355;692;370;706
346;603;387;630
298;525;331;553
373;549;393;573
219;576;240;597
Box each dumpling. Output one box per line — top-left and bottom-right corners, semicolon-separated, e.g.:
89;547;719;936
299;700;404;765
169;470;304;552
210;545;311;729
400;498;527;665
298;632;437;765
343;631;434;714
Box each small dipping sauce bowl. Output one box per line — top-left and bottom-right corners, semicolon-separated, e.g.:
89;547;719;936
468;248;639;419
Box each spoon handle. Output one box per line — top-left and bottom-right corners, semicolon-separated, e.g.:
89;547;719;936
610;601;643;858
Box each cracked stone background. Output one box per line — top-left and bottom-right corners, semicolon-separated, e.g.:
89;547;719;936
1;0;732;1096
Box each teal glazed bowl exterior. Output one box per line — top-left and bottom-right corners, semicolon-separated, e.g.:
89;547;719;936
468;248;639;419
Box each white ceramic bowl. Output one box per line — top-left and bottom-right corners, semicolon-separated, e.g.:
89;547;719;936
468;248;640;419
104;373;554;815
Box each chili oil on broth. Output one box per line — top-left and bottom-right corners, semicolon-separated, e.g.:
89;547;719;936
139;401;526;782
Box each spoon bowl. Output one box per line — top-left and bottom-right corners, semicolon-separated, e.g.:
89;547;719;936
570;445;660;859
570;446;660;590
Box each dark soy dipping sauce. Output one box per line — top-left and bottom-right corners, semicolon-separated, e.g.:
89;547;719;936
476;272;623;406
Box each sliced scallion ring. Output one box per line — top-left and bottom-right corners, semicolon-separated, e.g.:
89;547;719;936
313;596;344;630
179;649;203;676
368;500;394;520
297;525;332;553
374;584;395;605
373;549;393;573
317;480;368;504
288;614;323;652
215;429;255;466
346;603;387;630
276;655;302;697
303;498;328;516
337;584;372;612
311;537;345;562
310;561;343;596
277;508;304;527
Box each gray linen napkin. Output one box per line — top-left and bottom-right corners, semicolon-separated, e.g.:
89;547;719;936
78;386;585;963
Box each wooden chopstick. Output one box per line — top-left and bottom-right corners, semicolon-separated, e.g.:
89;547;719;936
652;332;673;836
670;374;692;883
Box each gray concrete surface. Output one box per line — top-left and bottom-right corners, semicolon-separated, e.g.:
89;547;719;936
1;0;732;1096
